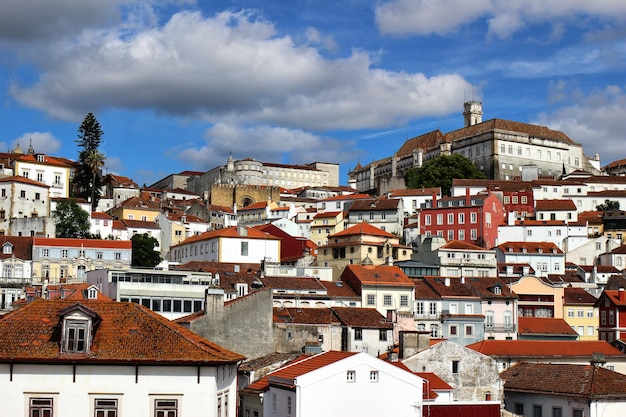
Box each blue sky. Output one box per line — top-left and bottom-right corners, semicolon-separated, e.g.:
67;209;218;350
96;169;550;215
1;0;625;187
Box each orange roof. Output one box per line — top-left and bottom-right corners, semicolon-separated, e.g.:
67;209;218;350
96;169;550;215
320;193;372;202
496;241;563;254
91;212;113;219
173;226;279;247
341;264;415;288
269;351;357;381
32;237;131;249
517;317;579;336
535;199;577;211
331;221;396;238
387;188;441;197
238;201;268;211
0;299;244;364
14;154;73;167
441;240;489;251
467;340;624;358
0;175;50;188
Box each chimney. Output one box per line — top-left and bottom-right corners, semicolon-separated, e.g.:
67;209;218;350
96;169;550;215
444;277;450;287
465;188;471;206
431;191;438;208
619;287;625;301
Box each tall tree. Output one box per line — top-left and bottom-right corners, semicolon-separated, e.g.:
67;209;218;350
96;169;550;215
404;153;486;196
74;113;105;211
52;199;91;238
131;233;161;268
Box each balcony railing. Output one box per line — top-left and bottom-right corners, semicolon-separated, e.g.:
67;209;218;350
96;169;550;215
485;323;516;333
0;277;32;287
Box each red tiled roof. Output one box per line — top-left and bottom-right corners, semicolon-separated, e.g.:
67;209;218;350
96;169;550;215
348;198;400;211
0;175;50;188
535;199;577;211
14;154;73;167
91;212;113;219
341;264;415;288
468;340;624;358
318;281;360;298
395;130;446;158
517;317;579;336
273;308;339;325
269;350;357;381
238;201;268;211
441;240;489;251
320;194;372;202
331;307;392;329
331;222;396;238
173;226;279;247
262;276;326;291
387;187;441;197
501;362;626;398
32;238;131;249
563;287;598;305
313;211;341;219
0;236;33;260
0;299;244;364
496;241;563;254
121;219;160;229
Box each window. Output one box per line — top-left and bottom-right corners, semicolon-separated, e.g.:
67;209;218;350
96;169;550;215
449;325;458;337
97;252;103;259
429;302;437;315
37;172;44;182
425;214;431;225
367;294;375;306
154;399;178;417
533;405;542;417
287;396;292;415
379;329;387;341
370;370;379;382
64;320;89;352
114;252;121;260
458;213;465;224
568;309;574;318
35;192;41;200
437;214;443;225
430;324;439;337
416;302;424;315
601;311;606;325
95;398;118;417
29;398;53;417
452;360;459;374
573;410;583;417
447;230;454;241
346;370;356;382
465;325;473;337
521;196;527;204
241;242;248;256
587;326;595;336
609;310;615;325
20;190;26;198
577;309;584;318
447;213;454;224
470;229;477;240
400;295;408;307
383;295;392;306
458;229;465;240
504;196;510;204
354;328;362;341
470;212;477;223
515;403;524;415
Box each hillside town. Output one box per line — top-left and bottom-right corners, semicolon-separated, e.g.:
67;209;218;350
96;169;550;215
2;101;626;417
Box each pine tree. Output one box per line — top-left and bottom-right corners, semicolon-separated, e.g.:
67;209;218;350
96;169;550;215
74;113;105;211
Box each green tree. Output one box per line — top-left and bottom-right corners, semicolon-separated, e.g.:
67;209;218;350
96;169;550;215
74;113;105;211
131;233;161;268
596;199;620;211
404;153;486;196
52;199;91;238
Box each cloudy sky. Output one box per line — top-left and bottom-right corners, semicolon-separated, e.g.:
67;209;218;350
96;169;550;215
1;0;625;186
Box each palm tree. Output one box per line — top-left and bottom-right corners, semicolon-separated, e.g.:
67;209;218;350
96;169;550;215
84;149;106;211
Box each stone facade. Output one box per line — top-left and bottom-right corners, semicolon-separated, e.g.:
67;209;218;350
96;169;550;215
209;183;281;208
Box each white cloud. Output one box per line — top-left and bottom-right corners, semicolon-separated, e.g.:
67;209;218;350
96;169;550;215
533;85;626;164
10;10;471;130
169;122;359;171
375;0;626;38
11;132;61;155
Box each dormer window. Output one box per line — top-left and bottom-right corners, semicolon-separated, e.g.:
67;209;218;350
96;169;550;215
2;242;12;254
537;248;543;253
493;284;502;295
59;304;99;354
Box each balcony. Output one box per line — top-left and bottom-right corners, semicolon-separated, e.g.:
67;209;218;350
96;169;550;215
0;276;32;288
485;323;516;333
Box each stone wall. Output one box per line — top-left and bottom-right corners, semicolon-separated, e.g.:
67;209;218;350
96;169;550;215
209;184;280;208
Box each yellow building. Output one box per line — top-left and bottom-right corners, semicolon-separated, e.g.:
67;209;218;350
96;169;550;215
509;275;565;318
562;286;599;340
310;211;345;247
317;222;412;280
108;195;161;222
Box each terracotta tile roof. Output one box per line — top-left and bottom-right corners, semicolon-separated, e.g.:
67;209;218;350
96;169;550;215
348;198;400;211
262;276;326;291
273;307;339;325
420;276;480;298
121;219;160;229
166;213;207;223
497;263;535;274
239;351;305;374
320;193;372;202
440;240;489;251
446;118;576;145
387;187;441;197
0;299;244;364
313;211;342;219
330;221;396;238
269;350;358;382
415;371;453;399
463;277;517;299
609;244;626;254
331;307;392;329
172;226;278;247
112;220;127;230
117;195;161;210
318;281;360;298
396;130;446;157
0;175;50;188
468;340;624;358
32;237;131;249
452;178;535;192
496;241;563;254
514;219;566;226
517;317;579;336
238;201;268;211
535;199;577;211
602;290;626;307
412;278;441;299
563;287;598;305
91;212;113;219
25;283;112;302
501;362;626;399
0;236;33;260
341;264;415;288
14;154;73;168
